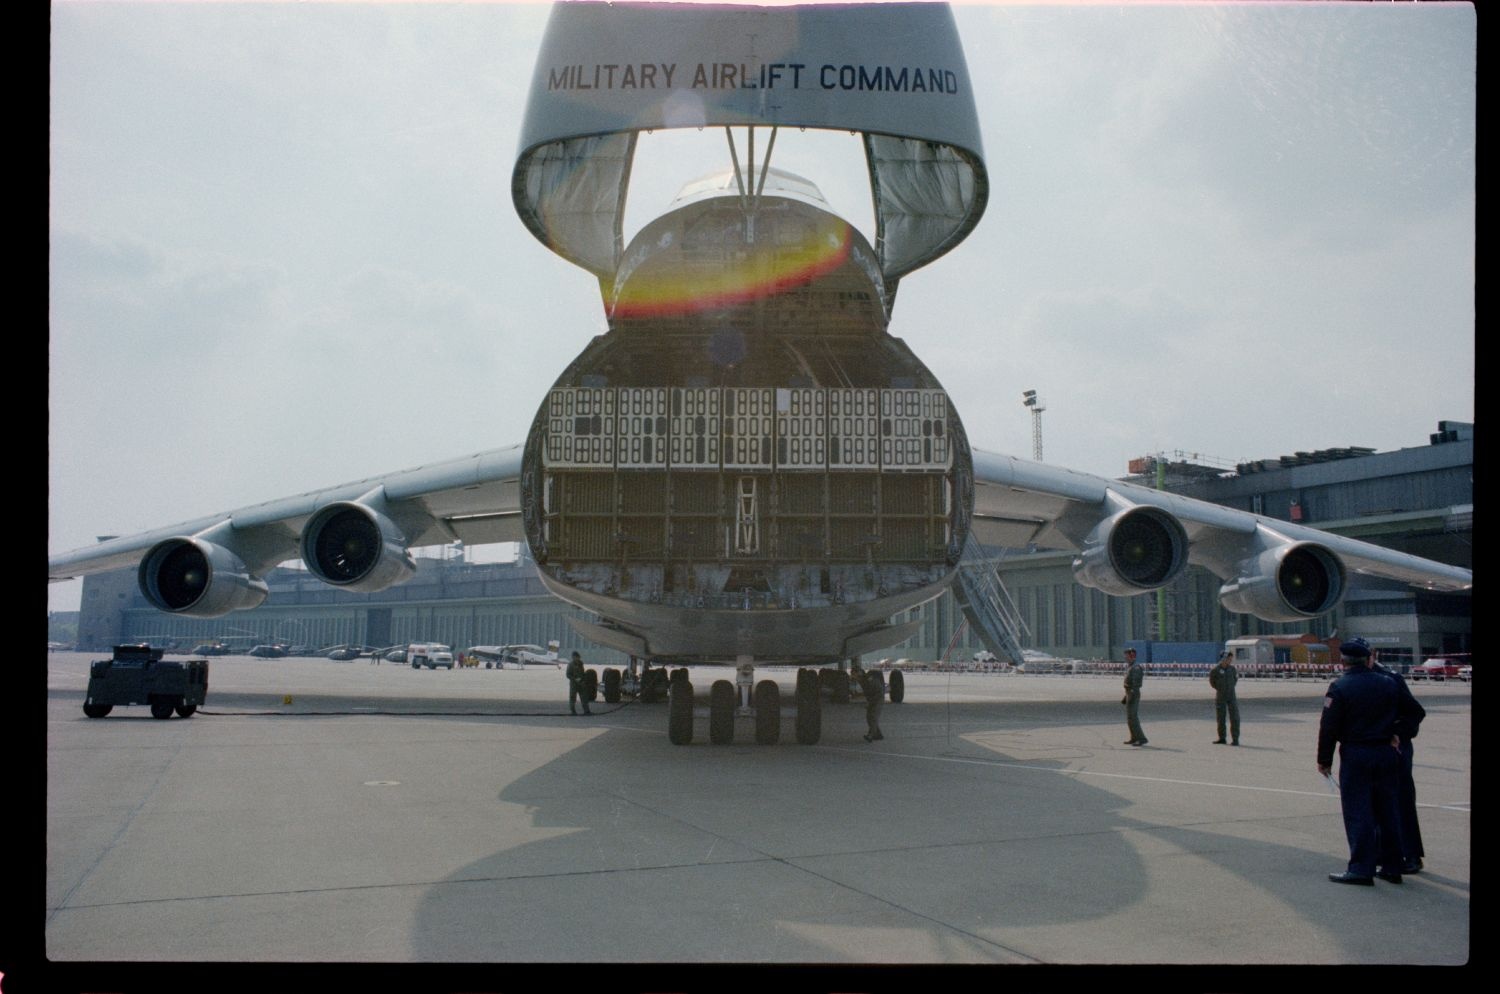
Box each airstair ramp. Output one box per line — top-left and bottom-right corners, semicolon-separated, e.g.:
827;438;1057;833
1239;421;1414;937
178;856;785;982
952;535;1029;666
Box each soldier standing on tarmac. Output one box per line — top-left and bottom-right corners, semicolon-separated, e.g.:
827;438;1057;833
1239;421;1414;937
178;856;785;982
566;651;592;716
1122;648;1147;746
1318;639;1404;885
1209;651;1241;745
1363;641;1427;874
851;661;884;742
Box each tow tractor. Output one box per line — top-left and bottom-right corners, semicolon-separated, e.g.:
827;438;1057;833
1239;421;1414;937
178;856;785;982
83;644;209;719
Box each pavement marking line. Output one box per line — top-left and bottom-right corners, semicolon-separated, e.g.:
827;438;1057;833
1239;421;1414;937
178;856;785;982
823;745;1471;807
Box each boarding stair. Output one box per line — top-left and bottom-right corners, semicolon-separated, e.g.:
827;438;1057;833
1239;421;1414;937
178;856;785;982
950;534;1030;666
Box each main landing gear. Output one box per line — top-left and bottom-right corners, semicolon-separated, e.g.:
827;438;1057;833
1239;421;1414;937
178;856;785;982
660;657;900;746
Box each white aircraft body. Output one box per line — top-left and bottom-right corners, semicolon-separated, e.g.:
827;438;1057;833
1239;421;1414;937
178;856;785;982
48;3;1471;745
466;643;564;669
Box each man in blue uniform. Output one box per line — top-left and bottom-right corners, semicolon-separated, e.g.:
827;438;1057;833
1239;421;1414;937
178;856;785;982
1365;643;1426;874
1317;638;1405;885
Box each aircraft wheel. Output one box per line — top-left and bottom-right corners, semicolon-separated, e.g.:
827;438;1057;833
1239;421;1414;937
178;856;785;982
795;676;821;745
603;667;621;703
584;668;599;702
753;680;781;745
668;678;694;745
709;680;735;744
149;698;175;720
889;669;905;703
83;703;111;719
797;668;817;700
175;704;197;718
831;668;851;704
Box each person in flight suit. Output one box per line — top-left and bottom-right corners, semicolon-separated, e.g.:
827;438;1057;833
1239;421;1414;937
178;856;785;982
1318;638;1405;885
851;661;884;742
566;651;592;716
1363;641;1427;874
1209;650;1241;745
1122;648;1147;746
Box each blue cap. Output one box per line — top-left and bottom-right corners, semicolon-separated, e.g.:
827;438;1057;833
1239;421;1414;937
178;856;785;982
1339;637;1372;659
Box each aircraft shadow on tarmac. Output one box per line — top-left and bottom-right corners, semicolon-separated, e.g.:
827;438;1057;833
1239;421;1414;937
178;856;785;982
400;695;1468;964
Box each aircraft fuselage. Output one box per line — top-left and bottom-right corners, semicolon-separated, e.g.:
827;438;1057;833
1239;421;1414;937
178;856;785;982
519;190;974;662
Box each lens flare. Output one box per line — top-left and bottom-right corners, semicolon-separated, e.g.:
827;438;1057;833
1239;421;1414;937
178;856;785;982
611;215;854;319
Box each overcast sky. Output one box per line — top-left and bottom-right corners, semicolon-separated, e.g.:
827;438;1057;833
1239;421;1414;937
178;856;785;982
48;0;1475;613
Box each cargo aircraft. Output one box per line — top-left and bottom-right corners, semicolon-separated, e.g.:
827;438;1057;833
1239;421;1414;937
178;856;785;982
48;2;1471;746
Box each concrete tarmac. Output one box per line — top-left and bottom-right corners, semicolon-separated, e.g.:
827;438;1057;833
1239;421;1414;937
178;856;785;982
35;652;1470;975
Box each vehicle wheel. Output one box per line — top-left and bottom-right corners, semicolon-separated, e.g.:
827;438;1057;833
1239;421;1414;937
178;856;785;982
869;670;886;702
709;680;736;744
603;667;622;703
795;674;821;745
753;680;781;745
411;660;420;669
175;704;197;718
888;669;905;703
831;668;851;704
83;703;111;719
149;698;175;720
584;668;599;702
668;678;694;745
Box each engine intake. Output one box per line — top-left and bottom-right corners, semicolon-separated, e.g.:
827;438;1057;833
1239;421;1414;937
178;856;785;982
139;538;269;618
300;501;416;592
1073;505;1188;596
1219;542;1345;621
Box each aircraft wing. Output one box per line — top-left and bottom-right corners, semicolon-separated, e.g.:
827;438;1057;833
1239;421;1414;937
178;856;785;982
48;444;526;616
969;449;1471;621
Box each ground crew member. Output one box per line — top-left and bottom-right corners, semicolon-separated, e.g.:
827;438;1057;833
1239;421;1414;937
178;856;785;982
1122;648;1147;746
1209;650;1240;745
566;651;592;716
1318;638;1404;885
851;661;883;742
1365;642;1426;873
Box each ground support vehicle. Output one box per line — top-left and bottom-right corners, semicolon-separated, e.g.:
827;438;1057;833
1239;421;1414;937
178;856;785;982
83;645;208;719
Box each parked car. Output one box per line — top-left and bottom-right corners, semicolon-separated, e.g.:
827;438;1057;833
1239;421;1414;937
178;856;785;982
1411;657;1463;681
1458;665;1472;682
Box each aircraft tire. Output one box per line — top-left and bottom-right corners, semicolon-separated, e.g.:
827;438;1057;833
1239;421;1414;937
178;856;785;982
603;668;621;703
175;704;197;718
584;668;598;702
709;680;735;745
831;668;851;704
83;703;111;719
149;698;175;720
668;679;694;745
753;680;780;745
795;678;821;745
796;668;817;700
889;669;905;703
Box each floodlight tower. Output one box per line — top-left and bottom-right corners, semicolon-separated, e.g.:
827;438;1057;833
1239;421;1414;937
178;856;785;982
1021;389;1045;461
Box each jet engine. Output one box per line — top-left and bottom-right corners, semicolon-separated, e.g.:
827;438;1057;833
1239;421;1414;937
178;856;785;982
1072;505;1189;596
300;500;417;592
1218;542;1346;622
138;537;270;618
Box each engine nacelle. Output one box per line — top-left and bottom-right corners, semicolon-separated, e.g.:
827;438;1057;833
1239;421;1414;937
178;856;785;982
139;538;270;618
300;501;416;592
1218;542;1346;622
1072;505;1189;596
